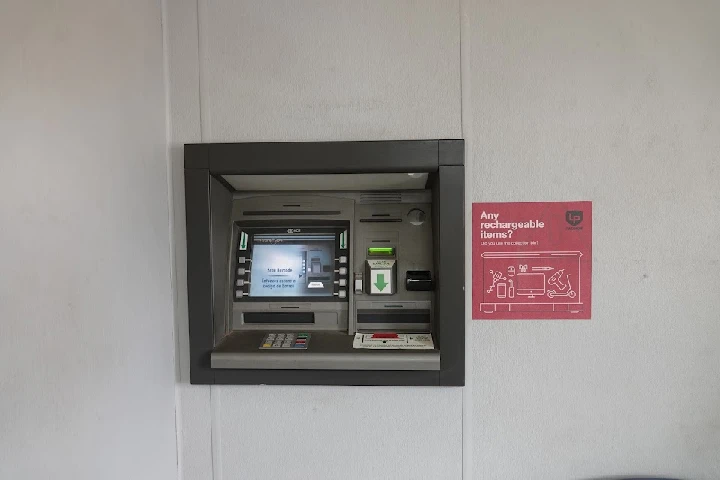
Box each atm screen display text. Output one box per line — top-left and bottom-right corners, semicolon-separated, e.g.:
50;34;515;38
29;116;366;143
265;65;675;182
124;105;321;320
249;233;335;298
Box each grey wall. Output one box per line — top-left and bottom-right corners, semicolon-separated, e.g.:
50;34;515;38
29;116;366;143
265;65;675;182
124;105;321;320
167;1;463;479
465;1;720;478
0;1;177;479
168;1;720;479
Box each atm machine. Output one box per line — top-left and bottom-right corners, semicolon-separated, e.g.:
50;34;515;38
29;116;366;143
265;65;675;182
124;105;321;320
185;140;464;386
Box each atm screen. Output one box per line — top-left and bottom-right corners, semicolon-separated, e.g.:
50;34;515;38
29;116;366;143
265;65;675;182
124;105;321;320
249;233;336;297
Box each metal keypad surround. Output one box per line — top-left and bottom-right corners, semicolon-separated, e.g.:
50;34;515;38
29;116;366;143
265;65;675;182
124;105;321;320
259;332;311;349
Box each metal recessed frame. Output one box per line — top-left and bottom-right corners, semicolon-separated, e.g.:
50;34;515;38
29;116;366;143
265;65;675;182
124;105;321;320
185;140;465;386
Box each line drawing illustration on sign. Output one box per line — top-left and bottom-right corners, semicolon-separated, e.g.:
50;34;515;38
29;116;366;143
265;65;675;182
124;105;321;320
473;201;592;320
547;269;576;299
515;273;545;298
531;266;553;272
486;270;507;293
479;251;583;314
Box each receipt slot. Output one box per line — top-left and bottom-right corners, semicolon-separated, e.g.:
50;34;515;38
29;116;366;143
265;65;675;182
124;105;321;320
184;140;464;386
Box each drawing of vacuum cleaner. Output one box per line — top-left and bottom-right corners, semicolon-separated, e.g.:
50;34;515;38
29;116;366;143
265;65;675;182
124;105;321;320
546;269;576;299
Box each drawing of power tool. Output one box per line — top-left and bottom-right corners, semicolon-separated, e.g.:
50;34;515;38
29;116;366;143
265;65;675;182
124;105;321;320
546;269;576;299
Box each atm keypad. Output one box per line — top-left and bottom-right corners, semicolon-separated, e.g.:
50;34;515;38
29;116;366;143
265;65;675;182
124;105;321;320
259;333;310;349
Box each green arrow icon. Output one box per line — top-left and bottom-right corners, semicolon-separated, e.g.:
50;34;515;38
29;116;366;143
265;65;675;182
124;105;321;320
374;273;388;291
240;232;247;249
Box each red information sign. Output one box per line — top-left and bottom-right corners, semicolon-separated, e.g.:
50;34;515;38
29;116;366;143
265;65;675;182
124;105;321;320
472;202;592;320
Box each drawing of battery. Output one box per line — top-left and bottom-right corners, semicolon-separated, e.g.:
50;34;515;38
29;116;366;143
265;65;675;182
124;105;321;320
479;251;583;314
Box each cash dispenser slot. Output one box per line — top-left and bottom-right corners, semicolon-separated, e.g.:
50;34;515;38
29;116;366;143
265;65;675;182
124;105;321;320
357;310;431;324
184;140;464;386
243;312;315;324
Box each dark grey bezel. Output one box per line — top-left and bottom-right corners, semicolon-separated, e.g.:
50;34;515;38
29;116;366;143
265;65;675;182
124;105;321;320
184;139;464;386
